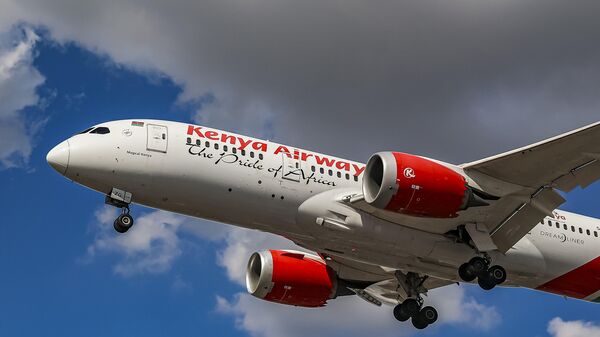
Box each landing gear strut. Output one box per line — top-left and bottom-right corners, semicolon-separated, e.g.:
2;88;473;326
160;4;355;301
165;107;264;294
105;190;134;234
459;256;507;290
393;272;439;330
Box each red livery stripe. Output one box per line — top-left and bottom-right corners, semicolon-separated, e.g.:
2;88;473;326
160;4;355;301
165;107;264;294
537;256;600;299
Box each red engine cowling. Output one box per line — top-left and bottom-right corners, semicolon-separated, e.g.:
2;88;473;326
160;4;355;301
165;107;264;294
245;250;337;308
363;152;473;218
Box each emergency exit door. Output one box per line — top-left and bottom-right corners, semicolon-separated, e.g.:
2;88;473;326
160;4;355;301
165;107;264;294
147;124;168;153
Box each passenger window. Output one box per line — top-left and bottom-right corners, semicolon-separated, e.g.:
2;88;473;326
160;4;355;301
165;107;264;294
196;139;201;146
241;150;246;156
295;162;299;168
548;220;552;226
187;137;192;144
250;152;255;158
90;127;110;134
320;167;324;174
223;145;228;152
232;148;237;154
556;223;560;229
571;226;575;232
354;175;359;182
311;166;315;172
587;229;591;236
563;224;567;230
346;173;350;180
215;143;219;150
328;169;333;176
595;232;599;237
337;171;341;178
259;153;263;160
579;228;583;234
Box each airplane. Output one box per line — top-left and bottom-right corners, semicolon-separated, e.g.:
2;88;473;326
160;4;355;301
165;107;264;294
46;119;600;330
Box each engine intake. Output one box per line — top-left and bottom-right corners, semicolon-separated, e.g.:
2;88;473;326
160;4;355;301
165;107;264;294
246;250;338;307
363;152;486;218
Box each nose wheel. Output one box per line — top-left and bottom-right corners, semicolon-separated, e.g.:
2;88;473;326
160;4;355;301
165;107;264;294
105;190;135;234
113;208;134;233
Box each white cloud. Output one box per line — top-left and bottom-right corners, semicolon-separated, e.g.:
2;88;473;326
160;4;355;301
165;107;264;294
86;207;183;276
548;317;600;337
216;285;499;337
217;228;300;285
0;25;45;168
85;206;228;277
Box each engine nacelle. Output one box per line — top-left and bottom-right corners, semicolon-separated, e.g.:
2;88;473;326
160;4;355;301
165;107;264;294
363;152;478;218
245;250;337;308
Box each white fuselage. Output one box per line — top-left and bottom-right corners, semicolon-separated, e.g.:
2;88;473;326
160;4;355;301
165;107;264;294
50;119;600;303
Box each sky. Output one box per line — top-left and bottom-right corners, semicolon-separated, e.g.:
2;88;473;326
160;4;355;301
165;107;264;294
1;1;600;337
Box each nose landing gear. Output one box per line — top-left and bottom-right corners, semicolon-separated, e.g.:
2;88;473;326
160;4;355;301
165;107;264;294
105;188;135;234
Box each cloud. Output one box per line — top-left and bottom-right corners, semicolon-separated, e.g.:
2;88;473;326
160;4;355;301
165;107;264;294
85;206;228;277
548;318;600;337
0;25;45;168
2;0;600;163
216;285;499;337
217;228;300;286
86;207;183;276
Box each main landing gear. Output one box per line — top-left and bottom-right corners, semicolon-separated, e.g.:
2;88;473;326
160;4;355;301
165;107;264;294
105;190;135;234
459;256;507;290
450;225;508;291
393;272;438;330
394;298;438;330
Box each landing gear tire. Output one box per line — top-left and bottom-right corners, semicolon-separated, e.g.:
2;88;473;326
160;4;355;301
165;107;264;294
113;213;134;233
411;315;429;330
459;263;477;282
420;306;438;324
400;298;421;318
393;304;411;322
469;257;489;277
488;265;507;285
113;220;128;233
477;272;497;291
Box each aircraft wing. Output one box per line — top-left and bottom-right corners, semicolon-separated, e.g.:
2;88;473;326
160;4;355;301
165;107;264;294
323;254;455;306
460;121;600;252
462;121;600;192
347;121;600;254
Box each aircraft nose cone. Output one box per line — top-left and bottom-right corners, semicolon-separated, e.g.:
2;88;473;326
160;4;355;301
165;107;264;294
46;140;70;175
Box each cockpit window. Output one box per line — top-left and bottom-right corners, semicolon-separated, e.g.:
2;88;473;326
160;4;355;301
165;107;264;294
78;127;95;134
90;127;110;134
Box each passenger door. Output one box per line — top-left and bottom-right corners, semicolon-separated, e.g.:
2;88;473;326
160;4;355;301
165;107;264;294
147;124;168;153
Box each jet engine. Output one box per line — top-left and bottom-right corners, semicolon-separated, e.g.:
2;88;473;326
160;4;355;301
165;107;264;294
362;152;488;218
245;250;339;307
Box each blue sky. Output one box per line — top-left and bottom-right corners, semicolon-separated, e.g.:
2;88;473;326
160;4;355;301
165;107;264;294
1;7;600;337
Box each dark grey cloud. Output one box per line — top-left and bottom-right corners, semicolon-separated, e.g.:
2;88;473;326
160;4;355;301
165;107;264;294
3;0;600;163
